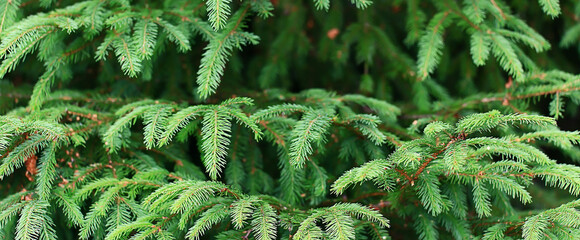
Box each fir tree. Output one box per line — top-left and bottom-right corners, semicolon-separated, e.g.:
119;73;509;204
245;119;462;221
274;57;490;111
1;0;580;239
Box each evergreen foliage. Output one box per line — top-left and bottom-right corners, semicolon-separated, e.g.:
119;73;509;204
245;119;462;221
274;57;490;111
0;0;580;239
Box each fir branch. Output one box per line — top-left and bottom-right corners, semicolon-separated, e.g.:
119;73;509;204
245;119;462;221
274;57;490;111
206;0;232;31
105;220;153;240
442;143;468;172
405;0;426;45
103;105;149;153
479;175;531;204
515;130;580;149
279;150;306;205
488;0;507;20
313;0;330;11
142;105;172;149
189;18;216;41
74;178;120;202
251;203;277;240
414;212;438;240
331;203;389;228
549;93;564;119
522;213;549;240
470;31;491;66
538;0;561;18
83;0;106;37
197;7;255;99
54;190;83;227
220;105;262;140
114;99;157;116
158;105;207;147
186;204;229;240
201;109;232;179
111;34;142;77
456;110;555;134
532;165;580;196
294;211;326;239
79;186;121;239
0;201;26;230
331;159;393;194
323;211;355;240
250;0;274;18
497;29;549;53
472;180;492;217
178;200;221;230
462;0;486;25
132;19;158;60
231;197;257;229
16;200;55;240
105;11;136;31
445;183;468;218
560;24;580;48
417;11;451;80
0;0;20;34
288;110;333;168
251;104;312;122
416;173;447;215
95;32;117;60
341;94;400;122
29;63;62;111
482;223;508;240
196;34;232;99
35;142;57;200
170;181;227;214
350;0;373;9
154;18;191;52
0;135;50;180
0;26;58;78
489;32;525;82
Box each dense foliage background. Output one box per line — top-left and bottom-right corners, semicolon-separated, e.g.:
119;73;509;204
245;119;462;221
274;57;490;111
1;0;580;239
